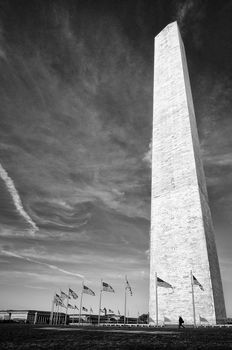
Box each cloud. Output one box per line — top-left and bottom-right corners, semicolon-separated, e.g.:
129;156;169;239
0;22;7;61
1;249;84;279
176;0;195;28
0;163;38;235
24;285;50;290
174;0;206;49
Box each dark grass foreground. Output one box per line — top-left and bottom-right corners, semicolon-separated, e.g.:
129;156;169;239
1;324;232;349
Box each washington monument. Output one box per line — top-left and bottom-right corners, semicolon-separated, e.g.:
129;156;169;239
149;22;226;325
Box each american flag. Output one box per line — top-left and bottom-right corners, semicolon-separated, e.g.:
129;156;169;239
125;277;132;296
156;277;173;289
192;275;204;291
83;285;95;296
60;290;71;299
69;288;78;299
199;316;208;322
55;293;62;302
102;282;114;292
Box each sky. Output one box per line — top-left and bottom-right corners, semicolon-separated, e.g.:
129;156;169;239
0;0;232;317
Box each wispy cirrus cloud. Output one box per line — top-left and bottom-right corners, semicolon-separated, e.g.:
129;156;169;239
0;163;38;235
1;249;84;279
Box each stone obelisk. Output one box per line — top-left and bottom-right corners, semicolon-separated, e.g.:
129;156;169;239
149;22;226;325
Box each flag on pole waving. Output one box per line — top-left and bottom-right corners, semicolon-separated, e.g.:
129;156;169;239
83;285;95;296
55;297;65;307
102;281;115;292
60;290;70;299
125;277;132;296
199;315;208;322
55;294;62;302
164;316;171;322
156;276;173;289
192;275;204;290
69;288;78;299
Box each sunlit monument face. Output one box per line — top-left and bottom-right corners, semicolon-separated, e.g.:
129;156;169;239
149;21;226;325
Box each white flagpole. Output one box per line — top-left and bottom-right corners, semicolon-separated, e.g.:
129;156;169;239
57;304;60;325
155;272;158;327
54;303;58;325
191;270;196;327
124;275;127;325
55;303;59;325
64;288;70;325
98;279;102;326
79;281;84;325
50;294;55;325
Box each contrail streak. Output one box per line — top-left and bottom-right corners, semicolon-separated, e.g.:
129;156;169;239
0;163;38;234
1;249;84;279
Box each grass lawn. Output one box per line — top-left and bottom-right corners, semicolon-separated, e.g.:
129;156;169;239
0;324;232;349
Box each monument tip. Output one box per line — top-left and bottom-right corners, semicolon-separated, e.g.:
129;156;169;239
156;21;178;38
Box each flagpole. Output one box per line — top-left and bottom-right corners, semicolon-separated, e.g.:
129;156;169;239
50;294;55;325
64;288;70;325
54;301;57;325
191;270;196;327
54;303;58;325
155;272;158;327
57;304;60;324
124;275;127;325
98;279;102;326
79;281;84;325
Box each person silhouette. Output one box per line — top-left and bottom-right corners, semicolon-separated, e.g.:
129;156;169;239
178;316;185;329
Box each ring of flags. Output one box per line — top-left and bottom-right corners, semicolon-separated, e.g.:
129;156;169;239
50;272;205;326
